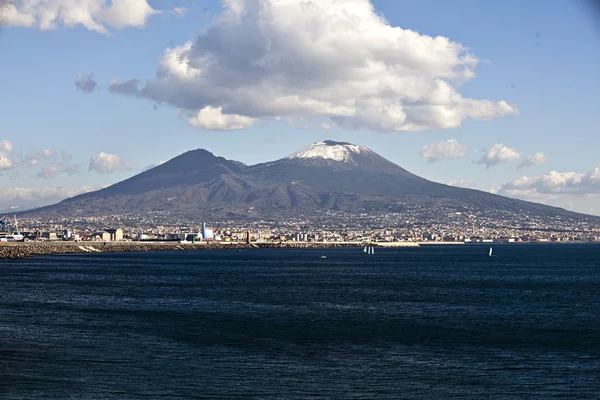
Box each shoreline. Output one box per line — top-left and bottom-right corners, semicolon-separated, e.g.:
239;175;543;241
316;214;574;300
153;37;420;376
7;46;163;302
1;240;597;259
0;241;419;259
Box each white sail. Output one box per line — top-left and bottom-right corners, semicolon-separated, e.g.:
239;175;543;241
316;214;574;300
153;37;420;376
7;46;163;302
364;246;367;253
489;247;493;256
372;246;375;254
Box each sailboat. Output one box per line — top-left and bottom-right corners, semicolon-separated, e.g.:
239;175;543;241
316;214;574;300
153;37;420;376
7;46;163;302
364;245;368;253
489;247;493;257
371;246;375;255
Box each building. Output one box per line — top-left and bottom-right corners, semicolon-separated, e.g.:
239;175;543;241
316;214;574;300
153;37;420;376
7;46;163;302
89;231;111;241
41;232;58;241
88;228;123;241
105;228;124;241
201;222;214;240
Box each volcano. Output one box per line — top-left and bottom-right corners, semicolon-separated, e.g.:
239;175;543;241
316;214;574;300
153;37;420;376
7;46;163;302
22;140;593;221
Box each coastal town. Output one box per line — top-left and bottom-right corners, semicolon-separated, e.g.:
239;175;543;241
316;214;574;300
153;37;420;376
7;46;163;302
5;205;600;245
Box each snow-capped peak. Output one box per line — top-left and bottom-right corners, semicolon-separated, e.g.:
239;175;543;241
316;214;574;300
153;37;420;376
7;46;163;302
286;140;370;163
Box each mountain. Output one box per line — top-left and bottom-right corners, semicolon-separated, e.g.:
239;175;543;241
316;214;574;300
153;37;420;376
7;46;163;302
22;140;595;222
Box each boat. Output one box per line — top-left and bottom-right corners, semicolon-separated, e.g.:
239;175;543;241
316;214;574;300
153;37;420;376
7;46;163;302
320;255;327;259
489;247;493;257
363;245;367;253
0;215;24;242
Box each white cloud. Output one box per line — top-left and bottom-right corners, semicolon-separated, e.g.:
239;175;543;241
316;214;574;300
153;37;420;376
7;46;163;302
0;143;80;176
0;0;160;33
0;140;13;154
0;186;98;211
499;168;600;195
88;152;136;174
106;0;517;131
75;72;98;93
187;106;257;131
37;164;81;179
142;160;166;172
496;165;600;215
0;140;13;170
0;154;13;170
518;152;547;169
25;148;54;167
475;143;521;168
169;7;188;18
420;139;467;163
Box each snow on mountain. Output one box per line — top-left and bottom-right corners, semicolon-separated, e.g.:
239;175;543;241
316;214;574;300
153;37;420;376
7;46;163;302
286;140;371;164
281;139;406;174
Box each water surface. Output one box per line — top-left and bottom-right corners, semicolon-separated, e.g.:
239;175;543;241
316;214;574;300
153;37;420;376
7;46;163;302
1;244;599;398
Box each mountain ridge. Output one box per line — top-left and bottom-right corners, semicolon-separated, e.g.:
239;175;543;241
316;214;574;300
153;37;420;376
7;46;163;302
20;140;596;221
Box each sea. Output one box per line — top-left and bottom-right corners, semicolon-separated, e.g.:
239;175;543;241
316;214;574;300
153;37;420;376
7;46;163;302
1;243;599;399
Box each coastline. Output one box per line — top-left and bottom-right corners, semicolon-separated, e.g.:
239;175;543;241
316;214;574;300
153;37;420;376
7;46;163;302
0;241;420;259
2;240;595;259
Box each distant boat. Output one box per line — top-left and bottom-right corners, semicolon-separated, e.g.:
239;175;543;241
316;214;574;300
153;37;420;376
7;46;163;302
489;247;493;257
371;246;375;255
365;246;374;255
320;255;327;259
363;245;367;253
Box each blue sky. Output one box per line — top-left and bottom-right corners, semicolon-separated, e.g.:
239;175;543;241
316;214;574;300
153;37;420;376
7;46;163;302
1;0;599;214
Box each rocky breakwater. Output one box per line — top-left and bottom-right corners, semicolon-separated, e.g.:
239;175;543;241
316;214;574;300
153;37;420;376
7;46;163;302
0;241;417;259
0;242;255;259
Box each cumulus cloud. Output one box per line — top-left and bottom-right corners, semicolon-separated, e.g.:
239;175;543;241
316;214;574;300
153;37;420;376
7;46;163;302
0;143;80;177
518;152;547;169
499;168;600;195
420;139;467;163
497;167;600;216
0;154;13;170
0;140;13;170
105;0;518;132
0;140;13;154
0;0;160;33
187;106;257;131
475;143;521;168
75;72;98;93
0;186;98;212
89;152;136;174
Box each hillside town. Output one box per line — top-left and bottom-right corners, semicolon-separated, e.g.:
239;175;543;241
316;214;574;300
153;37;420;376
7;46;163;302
5;205;600;244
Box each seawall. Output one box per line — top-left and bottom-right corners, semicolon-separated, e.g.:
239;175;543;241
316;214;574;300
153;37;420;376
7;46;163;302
0;241;419;259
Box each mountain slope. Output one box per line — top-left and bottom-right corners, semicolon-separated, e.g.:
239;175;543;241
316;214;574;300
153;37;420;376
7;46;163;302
22;140;594;220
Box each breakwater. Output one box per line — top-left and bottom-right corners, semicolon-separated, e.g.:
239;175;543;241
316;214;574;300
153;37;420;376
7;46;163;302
0;241;419;259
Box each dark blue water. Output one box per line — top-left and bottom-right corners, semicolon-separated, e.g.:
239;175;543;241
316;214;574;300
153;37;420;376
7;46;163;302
1;244;599;399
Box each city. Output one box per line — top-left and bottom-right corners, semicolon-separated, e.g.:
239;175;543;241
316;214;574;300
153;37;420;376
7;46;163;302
8;204;600;245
